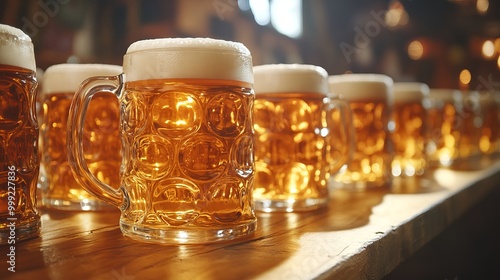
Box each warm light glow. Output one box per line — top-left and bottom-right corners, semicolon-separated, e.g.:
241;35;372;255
270;0;302;38
408;40;424;60
497;55;500;69
459;69;471;85
482;40;495;58
495;38;500;53
385;0;409;27
248;0;302;38
476;0;489;14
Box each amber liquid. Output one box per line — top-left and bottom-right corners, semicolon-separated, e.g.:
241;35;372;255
41;92;120;210
0;64;40;243
426;102;461;167
253;92;331;211
333;99;392;189
119;79;256;234
479;102;499;155
391;101;427;177
458;97;482;159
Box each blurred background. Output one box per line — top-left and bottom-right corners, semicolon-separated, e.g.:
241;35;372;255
1;0;499;90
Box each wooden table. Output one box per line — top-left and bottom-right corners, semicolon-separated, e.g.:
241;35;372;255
2;158;500;280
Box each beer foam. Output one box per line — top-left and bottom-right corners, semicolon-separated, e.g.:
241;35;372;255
42;64;122;95
428;89;463;103
253;64;329;94
477;90;497;106
393;82;429;103
328;74;393;101
123;38;253;83
0;24;36;71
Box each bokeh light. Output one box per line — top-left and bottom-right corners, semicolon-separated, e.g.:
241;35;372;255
408;40;424;60
482;40;495;58
459;69;471;85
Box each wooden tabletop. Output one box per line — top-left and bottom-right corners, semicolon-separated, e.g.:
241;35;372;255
2;157;500;280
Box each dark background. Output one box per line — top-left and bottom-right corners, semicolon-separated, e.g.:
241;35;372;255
1;0;499;90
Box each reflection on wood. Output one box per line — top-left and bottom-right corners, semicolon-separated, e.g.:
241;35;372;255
1;159;499;280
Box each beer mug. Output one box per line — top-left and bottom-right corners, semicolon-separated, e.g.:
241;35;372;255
477;90;498;155
426;89;463;167
0;24;41;243
67;38;257;244
494;92;500;155
391;82;429;177
458;90;483;160
252;64;351;212
328;74;394;190
40;64;122;210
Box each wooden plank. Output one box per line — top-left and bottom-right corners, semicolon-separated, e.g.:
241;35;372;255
2;158;499;280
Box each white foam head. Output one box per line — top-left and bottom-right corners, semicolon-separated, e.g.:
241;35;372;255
328;74;393;102
0;24;36;71
42;64;122;95
477;90;498;106
428;89;463;103
253;64;329;94
393;82;429;103
123;38;253;83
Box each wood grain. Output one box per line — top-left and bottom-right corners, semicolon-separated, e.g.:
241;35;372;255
1;158;499;280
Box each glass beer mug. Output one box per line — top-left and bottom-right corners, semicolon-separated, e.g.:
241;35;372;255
0;24;41;243
426;89;463;167
252;64;352;212
391;82;429;177
40;64;122;210
67;38;257;244
328;74;394;190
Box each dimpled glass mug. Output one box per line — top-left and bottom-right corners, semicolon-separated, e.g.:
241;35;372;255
328;74;394;190
40;64;122;211
67;38;257;244
0;24;41;243
391;82;429;177
252;64;352;212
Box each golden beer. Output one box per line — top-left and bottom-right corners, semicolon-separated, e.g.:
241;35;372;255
252;64;340;212
0;24;40;243
478;91;500;156
328;74;393;190
391;83;429;177
494;93;500;155
67;38;256;244
120;78;255;228
40;64;122;210
457;90;482;159
478;91;500;155
426;89;463;167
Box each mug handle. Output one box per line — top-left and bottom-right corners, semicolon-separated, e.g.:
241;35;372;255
67;74;125;209
326;94;354;174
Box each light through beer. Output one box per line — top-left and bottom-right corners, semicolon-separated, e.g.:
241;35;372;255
426;89;463;167
40;64;122;210
478;90;500;155
0;24;40;243
458;90;483;160
391;82;429;177
67;38;256;244
328;74;393;190
252;64;342;212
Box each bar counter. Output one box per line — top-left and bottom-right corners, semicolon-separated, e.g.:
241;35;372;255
2;158;500;280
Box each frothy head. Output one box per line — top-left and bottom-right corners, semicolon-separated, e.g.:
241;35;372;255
428;89;463;103
328;74;393;102
253;64;329;94
0;24;36;71
42;64;122;95
393;82;429;103
123;38;253;83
